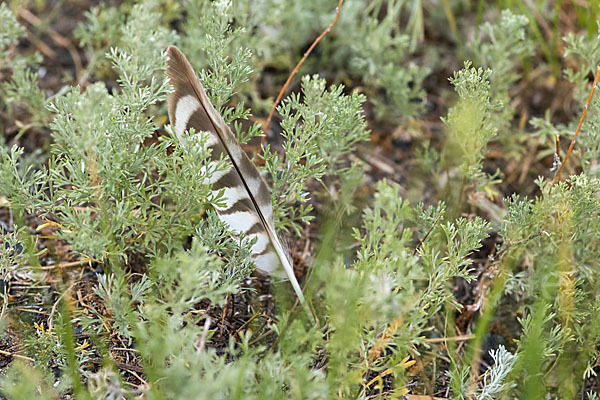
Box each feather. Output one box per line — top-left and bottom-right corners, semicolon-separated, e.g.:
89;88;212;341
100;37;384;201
165;46;304;303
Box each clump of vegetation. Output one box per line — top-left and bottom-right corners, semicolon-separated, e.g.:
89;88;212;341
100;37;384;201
1;0;600;398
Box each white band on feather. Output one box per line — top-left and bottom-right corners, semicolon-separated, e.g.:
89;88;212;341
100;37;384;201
174;95;200;140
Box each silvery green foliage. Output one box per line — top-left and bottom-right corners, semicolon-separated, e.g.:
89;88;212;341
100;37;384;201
0;144;47;210
170;0;428;122
447;365;470;400
75;0;177;80
262;0;429;121
563;23;600;93
94;272;152;342
0;3;25;60
442;61;499;190
0;361;58;400
37;1;222;264
495;176;600;397
472;10;533;86
448;346;517;400
181;0;252;107
531;18;600;181
1;67;47;119
194;212;256;287
469;10;534;131
477;346;517;400
344;0;428;121
0;225;27;280
334;181;488;396
0;3;45;120
263;75;369;235
416;214;489;323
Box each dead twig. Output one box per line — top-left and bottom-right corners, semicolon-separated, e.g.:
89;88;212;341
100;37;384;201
196;317;212;354
13;307;48;315
555;134;562;163
0;349;34;362
551;66;600;188
262;0;343;141
220;293;230;335
38;259;90;270
233;312;261;338
112;347;140;353
424;334;475;344
115;361;144;374
413;211;443;257
126;368;148;385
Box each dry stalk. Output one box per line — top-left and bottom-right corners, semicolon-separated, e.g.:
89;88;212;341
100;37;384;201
551;66;600;188
262;0;344;142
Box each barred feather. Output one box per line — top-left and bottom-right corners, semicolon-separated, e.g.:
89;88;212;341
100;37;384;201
165;46;304;303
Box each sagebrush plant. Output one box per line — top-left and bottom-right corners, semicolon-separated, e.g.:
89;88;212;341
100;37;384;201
414;9;534;212
0;3;46;130
262;74;369;235
415;60;502;214
468;9;534;139
2;1;600;399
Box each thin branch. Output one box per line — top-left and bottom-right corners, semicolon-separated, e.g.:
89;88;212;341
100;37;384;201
0;349;34;362
551;66;600;188
261;0;344;141
425;334;475;343
555;134;562;163
38;259;90;270
196;317;212;354
220;293;229;335
413;211;443;256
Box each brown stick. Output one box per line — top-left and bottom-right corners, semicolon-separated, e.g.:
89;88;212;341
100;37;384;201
551;66;600;188
413;211;443;257
424;334;475;343
38;259;89;270
220;293;230;335
261;0;344;141
0;349;34;362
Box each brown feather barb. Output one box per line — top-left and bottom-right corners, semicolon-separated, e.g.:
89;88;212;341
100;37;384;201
165;46;304;303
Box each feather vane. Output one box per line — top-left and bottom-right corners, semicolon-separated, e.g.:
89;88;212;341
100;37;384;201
165;46;304;303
